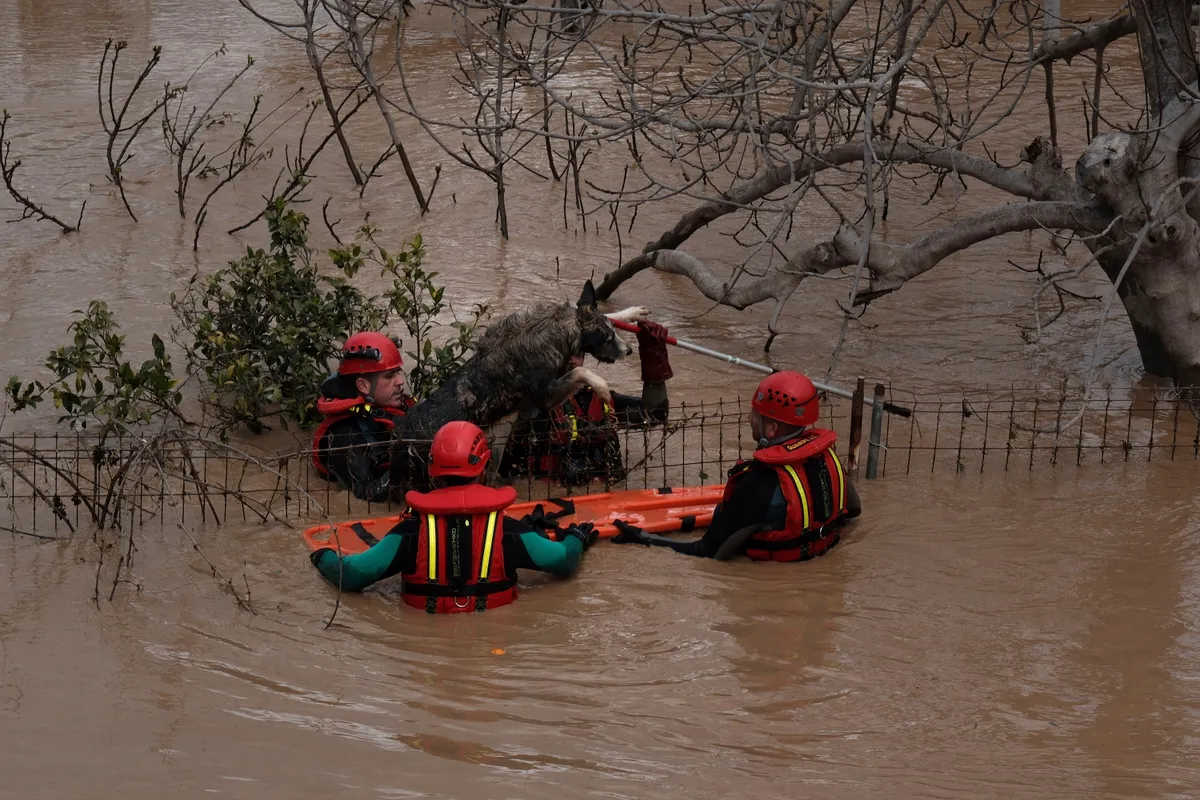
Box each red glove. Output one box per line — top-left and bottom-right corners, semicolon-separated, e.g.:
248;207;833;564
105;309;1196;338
636;320;673;383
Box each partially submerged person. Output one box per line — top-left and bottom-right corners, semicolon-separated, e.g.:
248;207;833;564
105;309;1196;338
309;420;599;613
312;332;414;502
497;319;674;486
609;370;861;560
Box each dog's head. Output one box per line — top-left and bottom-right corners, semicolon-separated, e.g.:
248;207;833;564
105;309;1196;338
575;280;632;364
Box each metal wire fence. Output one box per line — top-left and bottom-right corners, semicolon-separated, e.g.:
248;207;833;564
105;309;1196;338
3;383;1198;537
882;383;1200;475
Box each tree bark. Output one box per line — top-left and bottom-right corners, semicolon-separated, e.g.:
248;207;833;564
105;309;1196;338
1132;0;1199;117
1073;39;1200;385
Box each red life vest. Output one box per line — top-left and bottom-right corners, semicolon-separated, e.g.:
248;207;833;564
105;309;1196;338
527;389;616;476
721;427;849;562
311;395;410;479
549;390;613;445
401;484;520;614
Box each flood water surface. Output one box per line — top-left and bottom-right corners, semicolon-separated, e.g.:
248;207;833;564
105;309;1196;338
2;1;1199;798
4;468;1200;799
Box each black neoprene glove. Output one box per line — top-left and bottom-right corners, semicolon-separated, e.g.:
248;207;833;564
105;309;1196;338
355;470;391;504
610;519;650;545
563;522;599;550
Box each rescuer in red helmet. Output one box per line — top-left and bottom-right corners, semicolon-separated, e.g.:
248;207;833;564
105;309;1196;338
310;421;598;612
311;332;415;502
609;370;861;560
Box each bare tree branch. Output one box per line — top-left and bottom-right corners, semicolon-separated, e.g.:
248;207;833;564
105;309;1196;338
597;139;1042;299
161;46;256;219
834;200;1115;303
607;201;1114;318
1031;12;1137;66
98;40;177;222
332;0;429;209
238;0;367;186
0;110;85;232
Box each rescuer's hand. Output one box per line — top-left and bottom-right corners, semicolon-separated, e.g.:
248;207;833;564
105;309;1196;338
610;519;650;545
563;522;599;550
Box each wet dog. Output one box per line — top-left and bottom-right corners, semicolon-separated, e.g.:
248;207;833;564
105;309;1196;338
390;280;648;491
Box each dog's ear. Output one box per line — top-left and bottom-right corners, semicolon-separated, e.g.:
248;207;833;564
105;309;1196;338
576;279;598;309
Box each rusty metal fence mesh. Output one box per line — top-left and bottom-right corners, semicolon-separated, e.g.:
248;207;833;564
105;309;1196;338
3;384;1198;537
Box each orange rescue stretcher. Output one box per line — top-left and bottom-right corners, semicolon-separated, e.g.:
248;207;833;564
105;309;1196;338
302;484;724;555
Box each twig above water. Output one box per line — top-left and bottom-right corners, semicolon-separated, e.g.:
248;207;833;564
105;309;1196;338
0;110;86;233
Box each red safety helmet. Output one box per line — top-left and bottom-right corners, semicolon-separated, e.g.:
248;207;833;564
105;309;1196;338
429;421;491;478
752;370;819;426
337;332;403;376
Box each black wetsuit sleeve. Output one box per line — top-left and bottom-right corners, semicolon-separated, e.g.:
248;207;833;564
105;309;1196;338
644;467;781;558
846;478;863;518
611;391;643;415
324;418;393;502
610;386;668;426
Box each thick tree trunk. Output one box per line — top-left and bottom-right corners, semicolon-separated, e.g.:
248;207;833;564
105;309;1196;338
1133;0;1199;117
1130;249;1200;387
1075;127;1200;385
1068;0;1200;386
1116;277;1176;378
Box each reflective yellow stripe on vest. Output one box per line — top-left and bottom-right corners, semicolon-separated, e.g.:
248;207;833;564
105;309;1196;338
426;514;438;580
566;402;612;443
829;451;847;510
479;511;500;580
782;465;810;529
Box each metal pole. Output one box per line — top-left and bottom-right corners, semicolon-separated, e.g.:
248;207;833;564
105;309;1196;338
848;376;865;475
865;382;886;479
608;318;912;417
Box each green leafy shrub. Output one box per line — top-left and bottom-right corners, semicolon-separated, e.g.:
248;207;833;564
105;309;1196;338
6;197;485;437
170;198;387;433
5;301;182;435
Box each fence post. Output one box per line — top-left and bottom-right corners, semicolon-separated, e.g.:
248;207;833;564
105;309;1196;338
848;376;865;475
865;382;886;479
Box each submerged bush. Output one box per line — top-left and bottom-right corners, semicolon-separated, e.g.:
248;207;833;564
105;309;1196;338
171;198;387;432
7;198;484;436
6;301;181;435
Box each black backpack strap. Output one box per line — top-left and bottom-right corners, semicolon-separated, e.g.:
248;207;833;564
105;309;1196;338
520;498;577;535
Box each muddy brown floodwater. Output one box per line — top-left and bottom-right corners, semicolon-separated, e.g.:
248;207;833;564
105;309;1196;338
2;1;1200;798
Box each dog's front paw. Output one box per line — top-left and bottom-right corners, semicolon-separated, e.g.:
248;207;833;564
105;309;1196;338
611;305;651;323
589;376;614;408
